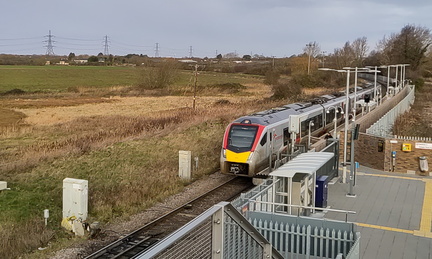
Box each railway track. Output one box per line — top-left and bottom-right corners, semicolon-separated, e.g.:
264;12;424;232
84;176;254;259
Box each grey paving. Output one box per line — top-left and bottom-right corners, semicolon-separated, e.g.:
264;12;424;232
324;165;432;258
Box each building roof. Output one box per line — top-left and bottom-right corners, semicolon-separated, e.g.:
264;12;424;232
269;152;334;178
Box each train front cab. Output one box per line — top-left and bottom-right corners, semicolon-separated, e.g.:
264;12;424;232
220;122;265;177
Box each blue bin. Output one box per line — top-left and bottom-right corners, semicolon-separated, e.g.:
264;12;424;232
315;176;329;208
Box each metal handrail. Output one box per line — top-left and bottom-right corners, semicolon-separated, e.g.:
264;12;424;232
250;200;356;222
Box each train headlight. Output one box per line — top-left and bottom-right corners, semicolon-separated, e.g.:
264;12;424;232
222;149;226;158
247;152;254;162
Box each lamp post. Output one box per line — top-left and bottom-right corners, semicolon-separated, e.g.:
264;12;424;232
308;121;314;149
342;67;371;120
306;42;315;75
395;64;399;91
326;106;343;138
379;65;391;98
366;66;378;102
319;67;351;182
400;64;410;87
365;66;382;105
321;51;327;67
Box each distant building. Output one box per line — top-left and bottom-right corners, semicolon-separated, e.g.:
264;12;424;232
178;59;197;64
57;61;69;65
74;59;88;64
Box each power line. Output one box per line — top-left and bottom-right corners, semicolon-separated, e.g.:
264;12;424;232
0;36;42;41
44;30;55;56
56;36;100;42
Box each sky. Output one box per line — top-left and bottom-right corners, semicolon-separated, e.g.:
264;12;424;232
1;0;431;58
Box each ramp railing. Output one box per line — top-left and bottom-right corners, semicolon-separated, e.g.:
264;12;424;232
366;84;415;137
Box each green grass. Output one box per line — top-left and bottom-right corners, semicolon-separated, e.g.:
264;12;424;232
0;111;231;258
0;65;262;93
0;66;137;92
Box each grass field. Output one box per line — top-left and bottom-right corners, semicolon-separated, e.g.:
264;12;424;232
0;65;261;93
0;65;278;258
0;66;137;92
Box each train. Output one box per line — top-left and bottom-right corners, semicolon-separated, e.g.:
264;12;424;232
220;76;384;178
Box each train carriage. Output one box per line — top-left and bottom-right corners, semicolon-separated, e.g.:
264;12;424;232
220;80;380;177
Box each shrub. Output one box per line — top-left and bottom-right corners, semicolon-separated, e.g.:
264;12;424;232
271;79;302;100
137;60;179;90
264;69;280;85
2;88;26;95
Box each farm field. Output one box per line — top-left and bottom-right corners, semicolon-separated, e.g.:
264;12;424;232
0;65;260;92
0;65;279;258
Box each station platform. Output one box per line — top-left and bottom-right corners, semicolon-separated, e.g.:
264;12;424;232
325;165;432;258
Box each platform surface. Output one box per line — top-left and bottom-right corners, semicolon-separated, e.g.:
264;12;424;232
325;165;432;258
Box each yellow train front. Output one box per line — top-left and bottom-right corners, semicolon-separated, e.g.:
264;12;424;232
220;118;268;177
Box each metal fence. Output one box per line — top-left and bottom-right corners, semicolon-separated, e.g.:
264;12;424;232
137;202;283;259
366;84;415;137
137;200;359;259
248;211;360;259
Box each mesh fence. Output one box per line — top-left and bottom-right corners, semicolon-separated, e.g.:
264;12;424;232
366;85;415;137
152;218;212;259
224;213;264;259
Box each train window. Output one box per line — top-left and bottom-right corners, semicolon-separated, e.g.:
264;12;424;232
326;110;335;124
316;114;323;128
283;128;290;146
301;121;307;137
260;133;267;146
227;125;258;152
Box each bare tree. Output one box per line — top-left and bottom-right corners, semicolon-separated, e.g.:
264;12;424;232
332;41;354;69
378;24;432;70
351;37;368;67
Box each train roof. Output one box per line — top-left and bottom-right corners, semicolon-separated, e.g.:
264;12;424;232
232;83;377;126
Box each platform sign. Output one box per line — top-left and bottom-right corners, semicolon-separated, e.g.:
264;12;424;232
415;142;432;150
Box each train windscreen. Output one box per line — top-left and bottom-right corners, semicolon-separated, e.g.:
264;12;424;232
227;125;258;152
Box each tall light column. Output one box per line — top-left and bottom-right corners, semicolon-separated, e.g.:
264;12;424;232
343;70;350;183
326;106;343;138
401;64;410;87
395;65;399;91
353;67;358;121
373;66;378;102
306;43;314;75
343;67;373;119
366;66;382;104
379;65;391;98
319;68;353;183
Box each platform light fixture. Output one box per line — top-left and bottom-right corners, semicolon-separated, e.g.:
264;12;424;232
308;120;314;149
365;66;382;103
326;106;343;138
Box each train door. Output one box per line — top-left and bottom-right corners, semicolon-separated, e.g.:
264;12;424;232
255;130;270;172
268;128;278;171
